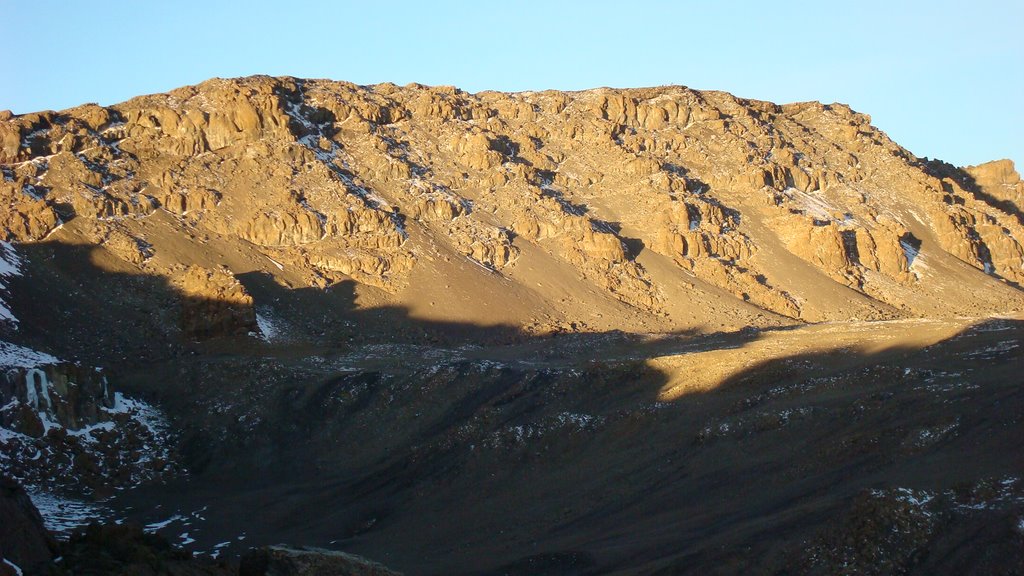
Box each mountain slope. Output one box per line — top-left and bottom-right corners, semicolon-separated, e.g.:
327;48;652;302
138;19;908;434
1;76;1021;338
1;78;1023;575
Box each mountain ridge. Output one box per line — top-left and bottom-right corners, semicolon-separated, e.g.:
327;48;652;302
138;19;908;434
2;76;1023;575
1;75;1021;338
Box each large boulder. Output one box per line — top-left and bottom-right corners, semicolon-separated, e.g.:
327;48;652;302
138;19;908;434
0;475;56;574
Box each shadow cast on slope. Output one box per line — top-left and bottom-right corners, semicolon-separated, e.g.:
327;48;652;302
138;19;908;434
7;239;1024;576
118;308;1024;576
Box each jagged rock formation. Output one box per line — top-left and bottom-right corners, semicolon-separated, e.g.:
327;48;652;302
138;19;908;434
0;361;172;497
1;363;114;437
1;241;173;499
1;76;1020;335
965;159;1024;214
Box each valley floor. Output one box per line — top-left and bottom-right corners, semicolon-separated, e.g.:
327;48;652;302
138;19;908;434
96;314;1024;575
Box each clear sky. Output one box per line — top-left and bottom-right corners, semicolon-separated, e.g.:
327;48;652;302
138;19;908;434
3;0;1021;169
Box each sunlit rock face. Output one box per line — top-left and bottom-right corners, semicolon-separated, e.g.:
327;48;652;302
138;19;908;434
0;76;1020;334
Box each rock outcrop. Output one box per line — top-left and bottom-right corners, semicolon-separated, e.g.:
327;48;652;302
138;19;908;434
0;360;172;497
965;159;1024;213
171;266;257;340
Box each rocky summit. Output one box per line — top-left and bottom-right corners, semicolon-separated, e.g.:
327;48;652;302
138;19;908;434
0;77;1022;575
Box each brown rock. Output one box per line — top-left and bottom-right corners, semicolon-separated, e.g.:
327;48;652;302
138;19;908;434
0;122;21;163
965;159;1024;214
0;192;59;241
3;75;1021;324
171;266;257;339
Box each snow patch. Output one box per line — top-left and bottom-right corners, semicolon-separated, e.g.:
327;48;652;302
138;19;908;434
963;340;1019;359
894;487;934;510
784;188;844;223
266;256;285;271
209;541;231;559
24;368;51;410
66;421;117;443
28;490;110;536
912;421;959;448
0;423;32;445
255;310;282;342
0;242;22;326
2;381;174;506
0;242;20;277
900;240;920;268
145;514;188;531
2;559;23;576
487;411;604;448
106;392;170;451
0;341;60;369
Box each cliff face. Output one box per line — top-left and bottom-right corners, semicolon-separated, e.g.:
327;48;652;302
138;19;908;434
1;77;1021;331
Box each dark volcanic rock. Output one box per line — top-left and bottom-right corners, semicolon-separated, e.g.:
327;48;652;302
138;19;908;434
0;363;114;434
239;546;402;576
52;524;233;576
0;361;171;498
0;475;56;574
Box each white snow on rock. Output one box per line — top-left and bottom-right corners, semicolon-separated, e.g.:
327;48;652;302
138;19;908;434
2;382;174;531
900;239;920;268
145;513;188;531
255;309;282;342
138;505;218;553
209;541;231;559
0;340;60;369
27;490;111;536
784;187;844;222
0;242;19;277
107;391;171;450
2;558;23;576
0;241;22;326
0;245;59;367
486;411;605;448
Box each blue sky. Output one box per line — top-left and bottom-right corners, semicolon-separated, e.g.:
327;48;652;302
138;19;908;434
3;0;1021;169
